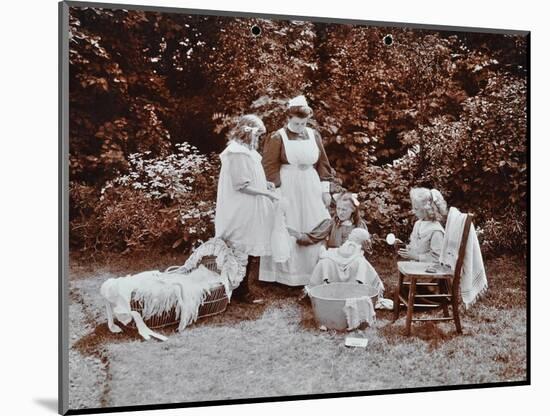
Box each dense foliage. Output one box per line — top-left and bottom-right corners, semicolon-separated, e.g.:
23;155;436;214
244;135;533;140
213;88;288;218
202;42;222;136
68;6;528;257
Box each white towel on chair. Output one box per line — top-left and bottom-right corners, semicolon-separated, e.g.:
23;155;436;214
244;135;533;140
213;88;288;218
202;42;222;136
460;224;488;308
439;207;488;308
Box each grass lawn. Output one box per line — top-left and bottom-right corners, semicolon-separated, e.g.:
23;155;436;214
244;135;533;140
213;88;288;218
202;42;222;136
68;253;527;410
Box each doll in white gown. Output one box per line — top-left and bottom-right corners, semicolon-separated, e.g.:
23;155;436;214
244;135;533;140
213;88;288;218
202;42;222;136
310;228;384;297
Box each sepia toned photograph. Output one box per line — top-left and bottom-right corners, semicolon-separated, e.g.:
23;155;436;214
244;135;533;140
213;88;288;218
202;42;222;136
60;1;529;414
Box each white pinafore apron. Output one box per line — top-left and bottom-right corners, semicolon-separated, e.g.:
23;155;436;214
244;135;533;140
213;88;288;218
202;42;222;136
259;127;330;286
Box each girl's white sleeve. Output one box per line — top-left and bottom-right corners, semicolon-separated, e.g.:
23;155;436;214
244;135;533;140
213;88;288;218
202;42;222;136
227;153;252;191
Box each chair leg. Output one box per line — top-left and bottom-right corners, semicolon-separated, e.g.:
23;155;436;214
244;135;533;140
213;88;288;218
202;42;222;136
451;294;462;334
392;288;399;322
439;280;450;318
393;271;404;322
405;277;416;336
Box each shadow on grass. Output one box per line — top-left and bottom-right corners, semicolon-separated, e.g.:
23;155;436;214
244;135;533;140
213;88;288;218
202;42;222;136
74;322;144;358
378;319;461;350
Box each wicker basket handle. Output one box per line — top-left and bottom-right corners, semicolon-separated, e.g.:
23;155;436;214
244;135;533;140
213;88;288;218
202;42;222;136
164;265;189;274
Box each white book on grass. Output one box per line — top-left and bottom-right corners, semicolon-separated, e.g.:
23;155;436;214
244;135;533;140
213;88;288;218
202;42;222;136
344;336;369;348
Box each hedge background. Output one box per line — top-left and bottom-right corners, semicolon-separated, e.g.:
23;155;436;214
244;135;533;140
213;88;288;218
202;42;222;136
68;7;528;258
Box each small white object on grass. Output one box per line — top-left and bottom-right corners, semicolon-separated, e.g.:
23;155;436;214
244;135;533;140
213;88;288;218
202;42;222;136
344;336;369;348
386;233;396;245
375;297;394;310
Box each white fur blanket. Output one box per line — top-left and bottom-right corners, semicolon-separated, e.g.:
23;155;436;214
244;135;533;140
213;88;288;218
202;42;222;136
100;265;222;341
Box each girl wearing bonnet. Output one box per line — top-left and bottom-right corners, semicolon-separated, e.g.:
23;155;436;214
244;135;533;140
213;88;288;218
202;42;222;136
215;114;279;302
398;187;448;262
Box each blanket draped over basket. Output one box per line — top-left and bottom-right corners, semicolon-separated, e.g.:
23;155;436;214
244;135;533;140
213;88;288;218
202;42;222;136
100;238;249;340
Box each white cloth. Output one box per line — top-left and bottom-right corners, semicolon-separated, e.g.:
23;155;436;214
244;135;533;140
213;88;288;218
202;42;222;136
375;297;394;310
165;267;224;331
260;127;331;286
100;266;223;340
270;199;296;264
320;241;364;264
439;207;488;308
215;140;274;256
288;95;308;107
343;296;376;330
100;270;169;341
309;245;384;296
179;237;248;296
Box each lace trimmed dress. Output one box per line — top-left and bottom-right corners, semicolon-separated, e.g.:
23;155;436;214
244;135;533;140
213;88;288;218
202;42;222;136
214;140;274;256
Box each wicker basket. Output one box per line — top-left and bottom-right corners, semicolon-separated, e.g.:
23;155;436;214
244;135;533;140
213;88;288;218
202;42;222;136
127;255;229;329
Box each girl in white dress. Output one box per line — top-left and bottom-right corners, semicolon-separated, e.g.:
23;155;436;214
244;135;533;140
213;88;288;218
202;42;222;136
398;187;447;300
215;115;279;302
398;188;447;262
259;95;333;286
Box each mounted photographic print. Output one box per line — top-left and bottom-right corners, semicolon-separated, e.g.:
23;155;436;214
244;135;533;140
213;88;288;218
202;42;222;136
59;1;530;414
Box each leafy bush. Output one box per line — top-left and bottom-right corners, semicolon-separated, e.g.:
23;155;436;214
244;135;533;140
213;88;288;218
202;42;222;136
410;75;527;253
95;187;173;253
206;19;318;135
415;75;527;214
70;142;219;255
476;208;527;256
357;146;419;248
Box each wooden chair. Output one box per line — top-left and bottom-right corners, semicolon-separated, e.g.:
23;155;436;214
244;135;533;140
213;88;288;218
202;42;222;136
392;211;474;336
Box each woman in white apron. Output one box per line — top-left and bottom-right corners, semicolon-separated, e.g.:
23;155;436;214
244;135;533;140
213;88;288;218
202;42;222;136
259;95;333;286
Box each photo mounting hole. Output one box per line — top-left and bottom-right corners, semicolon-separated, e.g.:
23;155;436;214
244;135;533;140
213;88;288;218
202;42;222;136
383;34;393;46
251;25;262;37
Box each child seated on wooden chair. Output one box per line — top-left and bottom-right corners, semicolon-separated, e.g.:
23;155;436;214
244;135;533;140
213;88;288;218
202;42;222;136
398;187;447;263
289;192;384;296
397;187;448;300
